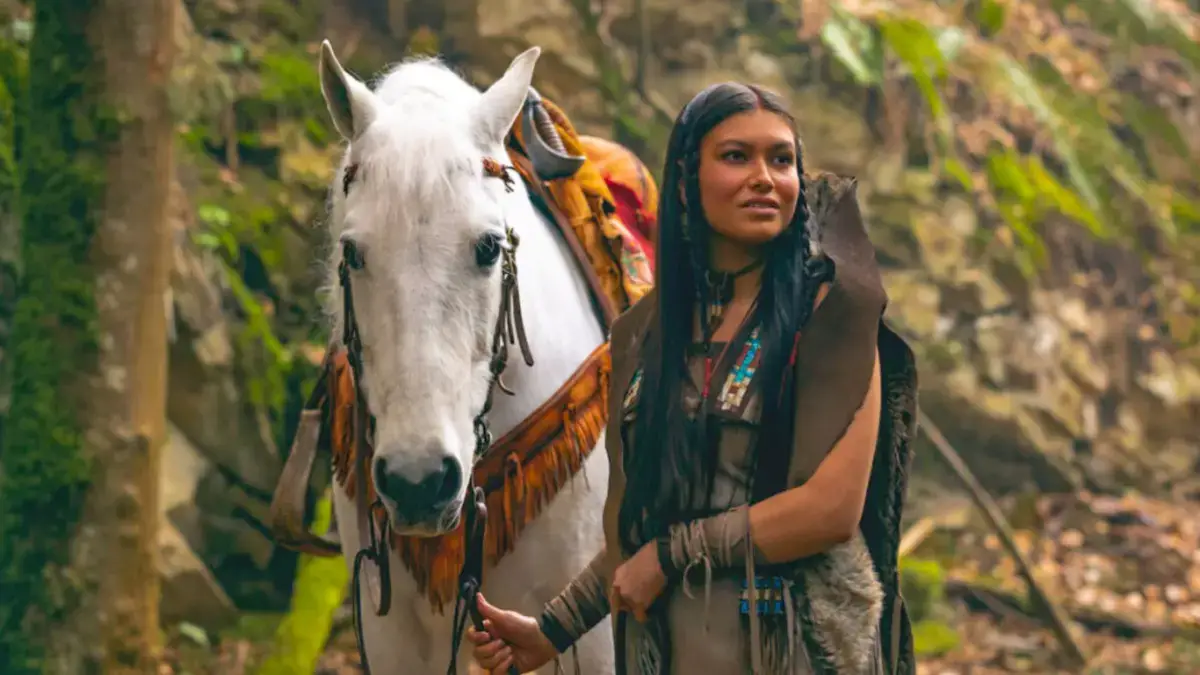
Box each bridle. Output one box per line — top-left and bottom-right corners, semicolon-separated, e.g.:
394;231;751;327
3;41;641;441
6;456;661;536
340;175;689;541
338;157;533;675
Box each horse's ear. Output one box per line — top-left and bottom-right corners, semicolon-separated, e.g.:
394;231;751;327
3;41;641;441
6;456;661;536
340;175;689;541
319;40;379;141
474;46;541;146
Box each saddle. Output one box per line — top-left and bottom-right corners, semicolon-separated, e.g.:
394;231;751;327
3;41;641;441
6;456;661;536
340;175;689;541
579;134;658;268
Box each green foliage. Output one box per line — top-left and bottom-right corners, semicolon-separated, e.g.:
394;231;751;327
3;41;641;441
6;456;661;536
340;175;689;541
1076;0;1200;72
182;35;336;444
258;50;321;108
187;59;330;447
0;9;28;215
911;619;960;657
253;490;348;675
805;0;1200;351
258;0;323;42
819;9;885;86
815;3;1197;257
0;42;21;197
0;0;115;671
0;17;27;282
253;47;327;135
0;9;29;463
190;191;309;446
899;557;962;657
898;556;946;622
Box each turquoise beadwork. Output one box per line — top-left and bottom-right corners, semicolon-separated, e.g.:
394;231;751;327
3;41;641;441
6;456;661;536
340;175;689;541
717;327;761;412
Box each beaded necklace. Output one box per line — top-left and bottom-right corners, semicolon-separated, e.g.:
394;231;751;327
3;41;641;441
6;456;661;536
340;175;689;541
698;258;763;401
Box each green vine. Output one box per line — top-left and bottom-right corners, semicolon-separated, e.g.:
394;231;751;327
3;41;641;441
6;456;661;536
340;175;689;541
0;1;117;671
181;40;334;452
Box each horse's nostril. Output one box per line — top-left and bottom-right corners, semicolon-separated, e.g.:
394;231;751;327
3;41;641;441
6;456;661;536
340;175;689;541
373;457;389;497
433;456;461;506
375;448;462;522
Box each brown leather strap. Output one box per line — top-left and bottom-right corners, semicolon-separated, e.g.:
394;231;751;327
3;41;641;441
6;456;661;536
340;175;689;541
508;150;618;329
268;367;342;558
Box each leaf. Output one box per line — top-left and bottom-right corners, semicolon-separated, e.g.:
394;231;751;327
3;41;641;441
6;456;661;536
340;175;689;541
975;0;1008;35
1171;194;1200;236
941;156;974;193
877;16;960;166
177;622;210;647
193;232;222;250
197;203;231;228
974;54;1118;239
986;151;1046;271
819;9;883;85
1025;155;1107;237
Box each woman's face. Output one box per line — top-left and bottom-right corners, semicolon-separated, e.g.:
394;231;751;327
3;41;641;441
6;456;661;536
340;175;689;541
696;108;800;248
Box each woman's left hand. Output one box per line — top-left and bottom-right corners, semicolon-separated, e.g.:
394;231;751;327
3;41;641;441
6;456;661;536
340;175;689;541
609;540;667;622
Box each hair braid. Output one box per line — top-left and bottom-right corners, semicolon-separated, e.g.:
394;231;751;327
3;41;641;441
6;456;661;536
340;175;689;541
682;144;708;312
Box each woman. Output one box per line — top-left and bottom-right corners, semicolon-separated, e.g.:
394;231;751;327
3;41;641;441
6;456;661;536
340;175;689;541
469;83;918;675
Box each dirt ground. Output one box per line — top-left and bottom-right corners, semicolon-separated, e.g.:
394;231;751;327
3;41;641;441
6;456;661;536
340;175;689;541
161;490;1200;675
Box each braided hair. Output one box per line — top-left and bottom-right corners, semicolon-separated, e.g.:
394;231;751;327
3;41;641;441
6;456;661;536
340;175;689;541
618;83;822;553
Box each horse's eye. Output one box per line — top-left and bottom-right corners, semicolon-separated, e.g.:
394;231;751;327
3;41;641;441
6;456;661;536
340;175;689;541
474;232;505;268
339;232;366;270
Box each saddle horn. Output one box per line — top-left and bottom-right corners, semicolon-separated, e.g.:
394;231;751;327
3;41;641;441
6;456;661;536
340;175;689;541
521;87;587;181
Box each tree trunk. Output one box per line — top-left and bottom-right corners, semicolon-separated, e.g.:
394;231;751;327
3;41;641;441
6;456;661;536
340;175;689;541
0;0;176;672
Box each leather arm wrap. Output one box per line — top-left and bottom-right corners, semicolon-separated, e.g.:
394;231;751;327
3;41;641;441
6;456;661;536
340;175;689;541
538;548;613;653
662;504;765;576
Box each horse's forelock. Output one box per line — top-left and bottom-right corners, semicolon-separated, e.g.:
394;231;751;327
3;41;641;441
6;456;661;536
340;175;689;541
319;57;511;341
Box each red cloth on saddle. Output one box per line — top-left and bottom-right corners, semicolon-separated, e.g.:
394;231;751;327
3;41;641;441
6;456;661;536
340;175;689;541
579;135;658;269
607;182;654;267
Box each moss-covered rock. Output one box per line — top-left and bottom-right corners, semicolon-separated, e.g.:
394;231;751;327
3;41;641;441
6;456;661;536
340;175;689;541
0;0;112;671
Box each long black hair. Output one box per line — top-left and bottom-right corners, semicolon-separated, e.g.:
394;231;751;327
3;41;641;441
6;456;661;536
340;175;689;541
618;83;817;553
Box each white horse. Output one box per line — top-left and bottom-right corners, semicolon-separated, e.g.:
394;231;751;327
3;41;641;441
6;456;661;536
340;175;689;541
317;41;614;674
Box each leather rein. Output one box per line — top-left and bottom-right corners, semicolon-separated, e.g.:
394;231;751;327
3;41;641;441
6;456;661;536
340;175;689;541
339;158;532;675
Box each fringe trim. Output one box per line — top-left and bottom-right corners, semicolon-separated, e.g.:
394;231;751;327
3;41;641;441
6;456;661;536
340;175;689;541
329;349;361;496
328;343;612;613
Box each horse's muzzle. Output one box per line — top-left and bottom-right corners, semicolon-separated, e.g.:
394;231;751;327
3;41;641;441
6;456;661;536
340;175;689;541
373;450;464;531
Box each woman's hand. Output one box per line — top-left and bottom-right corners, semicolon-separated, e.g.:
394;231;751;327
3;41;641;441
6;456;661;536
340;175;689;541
466;593;557;674
609;540;667;622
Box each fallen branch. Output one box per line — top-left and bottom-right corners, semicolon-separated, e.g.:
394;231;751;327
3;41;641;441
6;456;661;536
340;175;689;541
897;516;936;559
945;579;1200;641
918;409;1089;670
899;504;972;558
